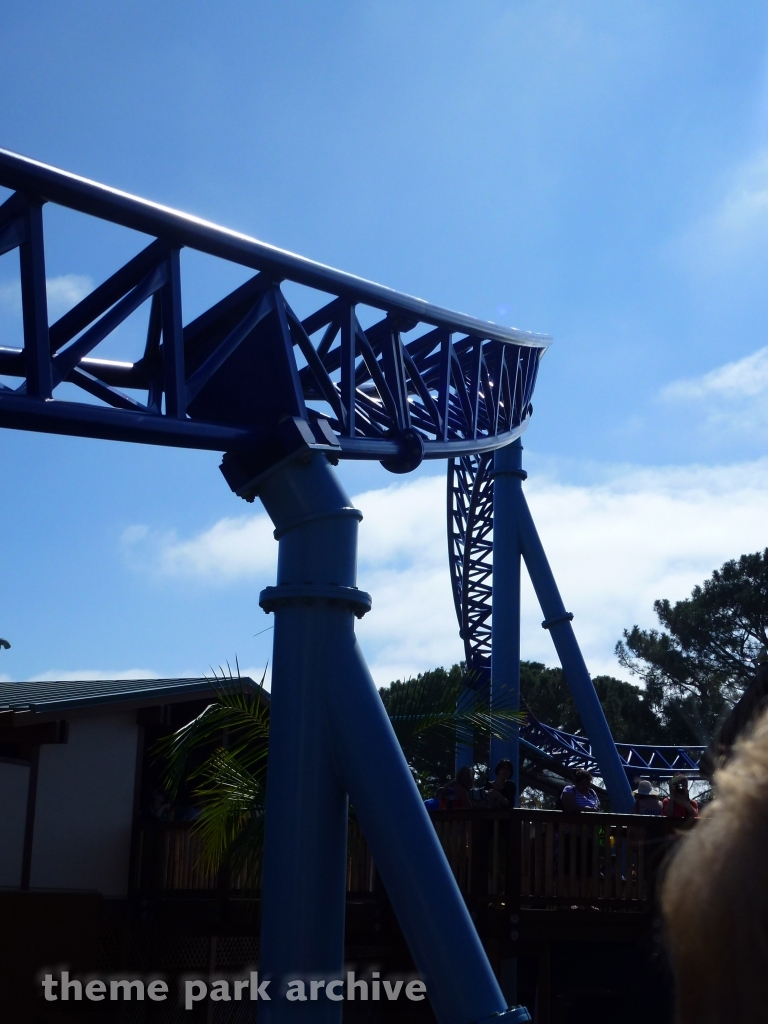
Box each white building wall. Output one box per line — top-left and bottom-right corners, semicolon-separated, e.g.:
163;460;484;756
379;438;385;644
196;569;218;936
0;761;29;887
30;713;139;897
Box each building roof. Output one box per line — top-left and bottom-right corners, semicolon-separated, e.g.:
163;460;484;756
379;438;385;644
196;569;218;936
0;676;264;717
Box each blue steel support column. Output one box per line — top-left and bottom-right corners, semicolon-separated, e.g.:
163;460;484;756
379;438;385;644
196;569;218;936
256;451;528;1024
324;635;518;1024
256;454;356;1023
489;441;523;798
507;461;635;814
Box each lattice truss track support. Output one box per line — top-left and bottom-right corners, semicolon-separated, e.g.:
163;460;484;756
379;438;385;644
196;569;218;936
448;446;704;802
0;149;550;482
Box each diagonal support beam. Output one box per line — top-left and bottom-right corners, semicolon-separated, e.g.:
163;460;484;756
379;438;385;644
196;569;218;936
284;304;345;425
161;248;185;418
67;367;148;412
143;293;163;412
378;322;411;431
499;439;634;813
49;239;167;354
354;320;401;429
339;304;356;437
185;289;273;405
52;262;168;386
19;202;52;399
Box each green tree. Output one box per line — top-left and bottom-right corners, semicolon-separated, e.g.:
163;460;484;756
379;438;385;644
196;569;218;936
160;663;524;878
520;661;664;743
378;664;523;794
378;664;466;794
616;549;768;743
158;666;271;884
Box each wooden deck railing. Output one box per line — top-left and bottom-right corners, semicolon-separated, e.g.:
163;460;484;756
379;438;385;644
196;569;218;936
136;809;682;911
516;809;674;907
135;822;260;893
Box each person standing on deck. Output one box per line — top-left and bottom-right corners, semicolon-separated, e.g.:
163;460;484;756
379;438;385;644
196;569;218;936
560;769;601;812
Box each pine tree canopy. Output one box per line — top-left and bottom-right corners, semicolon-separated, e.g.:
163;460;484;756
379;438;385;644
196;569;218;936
616;549;768;744
520;662;663;744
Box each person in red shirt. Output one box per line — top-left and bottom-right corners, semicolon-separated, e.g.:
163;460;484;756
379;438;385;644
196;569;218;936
662;774;699;820
437;766;474;809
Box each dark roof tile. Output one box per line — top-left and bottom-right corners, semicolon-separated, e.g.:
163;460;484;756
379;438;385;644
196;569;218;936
0;676;264;714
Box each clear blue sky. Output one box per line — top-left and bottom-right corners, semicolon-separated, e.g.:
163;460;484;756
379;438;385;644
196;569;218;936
1;1;767;685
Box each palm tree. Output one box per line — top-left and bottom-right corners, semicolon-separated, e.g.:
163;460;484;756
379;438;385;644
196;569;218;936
157;663;270;884
157;662;524;882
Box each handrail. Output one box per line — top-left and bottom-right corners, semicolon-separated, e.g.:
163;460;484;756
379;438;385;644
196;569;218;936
0;148;551;349
135;809;683;911
0;149;551;468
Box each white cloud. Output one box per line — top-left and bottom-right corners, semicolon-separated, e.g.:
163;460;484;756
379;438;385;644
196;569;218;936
707;148;768;253
353;477;464;682
119;458;768;688
46;274;93;317
658;347;768;439
520;460;768;678
661;346;768;402
28;668;161;682
675;147;768;277
120;516;275;583
354;476;450;569
0;274;93;318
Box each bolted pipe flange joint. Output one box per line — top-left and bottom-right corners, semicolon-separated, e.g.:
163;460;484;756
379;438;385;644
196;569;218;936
473;1007;531;1024
490;467;527;481
259;583;372;619
541;611;574;630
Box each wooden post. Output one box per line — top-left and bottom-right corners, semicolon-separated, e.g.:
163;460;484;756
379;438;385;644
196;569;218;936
505;813;523;1011
470;814;491;896
507;811;522;910
206;935;218;1024
535;946;551;1024
127;721;146;894
20;746;40;890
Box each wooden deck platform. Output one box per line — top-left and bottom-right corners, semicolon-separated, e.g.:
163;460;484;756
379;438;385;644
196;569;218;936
2;809;684;1022
136;807;679;911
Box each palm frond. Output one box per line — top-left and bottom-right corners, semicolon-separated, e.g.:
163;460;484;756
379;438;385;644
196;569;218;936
158;659;527;876
191;748;265;879
384;670;526;743
156;661;270;798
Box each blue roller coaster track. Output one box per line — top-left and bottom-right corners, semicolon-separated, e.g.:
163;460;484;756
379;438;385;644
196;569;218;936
447;451;705;783
0;144;699;794
0;147;704;1023
0;148;547;475
1;148;555;1023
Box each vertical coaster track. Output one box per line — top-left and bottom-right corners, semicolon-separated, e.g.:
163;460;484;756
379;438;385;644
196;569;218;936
448;452;705;785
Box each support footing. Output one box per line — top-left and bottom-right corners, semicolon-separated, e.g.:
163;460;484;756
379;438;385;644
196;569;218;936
475;1007;532;1024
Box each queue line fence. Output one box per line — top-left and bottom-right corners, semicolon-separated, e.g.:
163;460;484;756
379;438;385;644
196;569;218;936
136;809;681;912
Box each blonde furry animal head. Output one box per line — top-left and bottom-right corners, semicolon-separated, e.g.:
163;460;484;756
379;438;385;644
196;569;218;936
662;705;768;1023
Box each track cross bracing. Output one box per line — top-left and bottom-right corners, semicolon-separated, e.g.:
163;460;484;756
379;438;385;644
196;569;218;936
0;148;550;476
448;451;705;781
